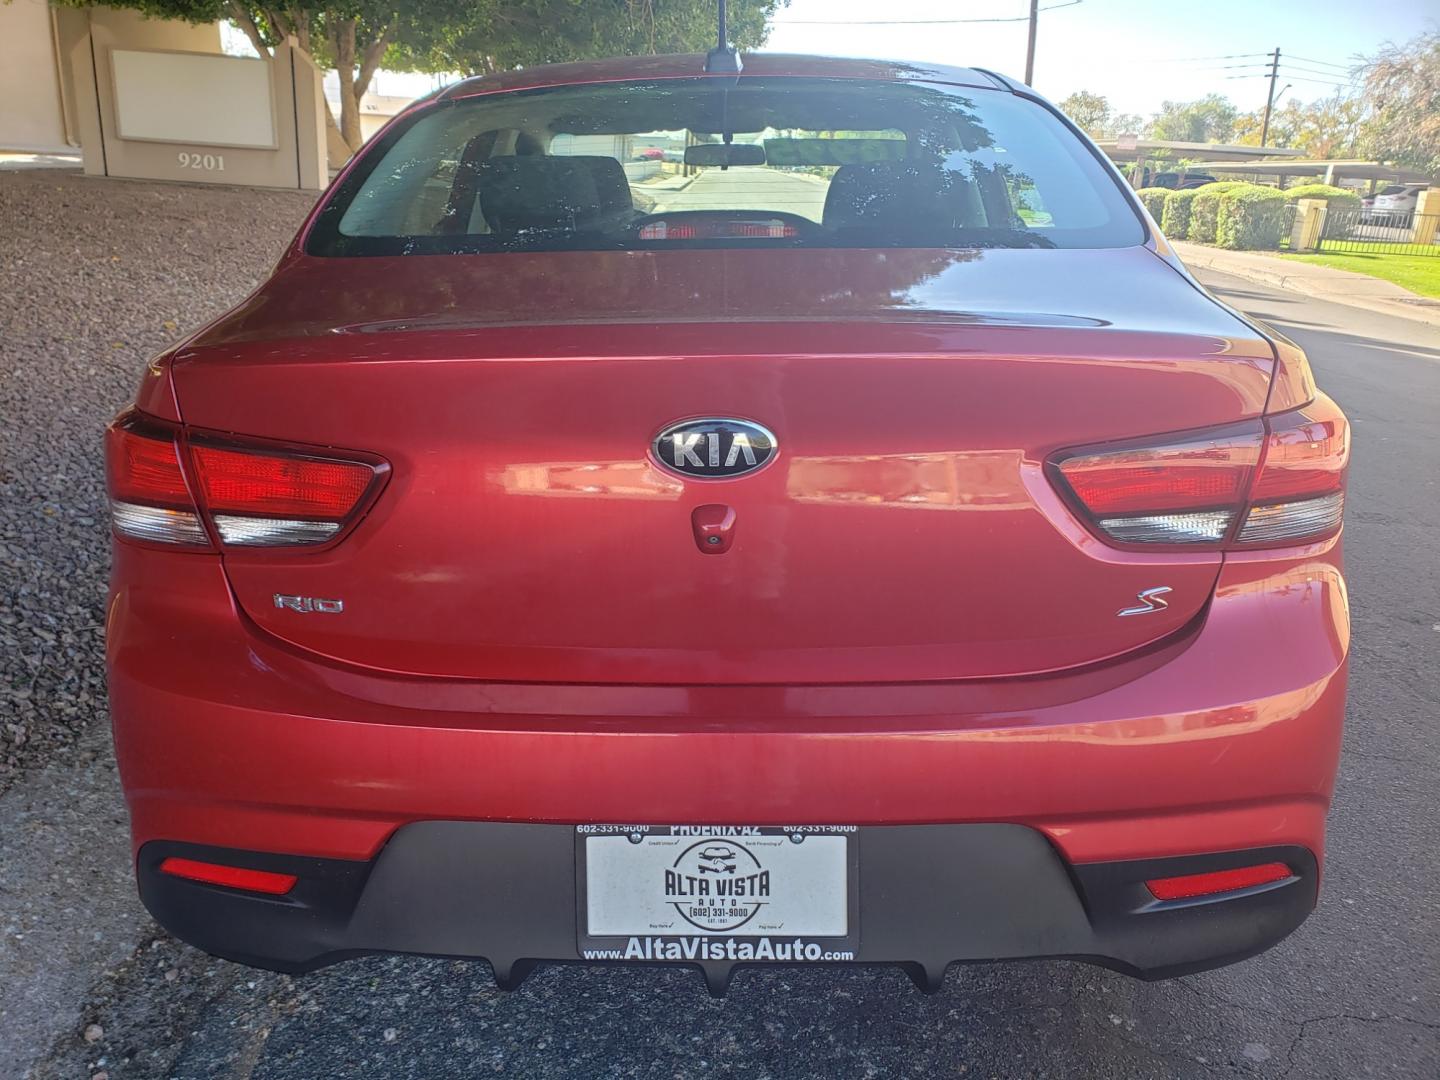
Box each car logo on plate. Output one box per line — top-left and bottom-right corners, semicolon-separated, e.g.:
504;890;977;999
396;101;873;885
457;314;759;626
652;418;777;480
664;839;770;932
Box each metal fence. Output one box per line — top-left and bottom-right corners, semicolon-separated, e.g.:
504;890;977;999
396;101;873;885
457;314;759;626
1275;202;1301;251
1318;207;1440;256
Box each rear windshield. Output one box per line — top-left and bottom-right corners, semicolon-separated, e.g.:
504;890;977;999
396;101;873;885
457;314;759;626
308;77;1144;256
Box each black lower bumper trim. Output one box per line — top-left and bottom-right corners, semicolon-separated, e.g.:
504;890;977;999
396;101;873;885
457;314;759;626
137;824;1317;992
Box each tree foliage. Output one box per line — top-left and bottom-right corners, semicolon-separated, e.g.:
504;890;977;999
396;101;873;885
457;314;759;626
1057;90;1110;137
406;0;782;77
1357;30;1440;174
1231;94;1363;158
1148;94;1238;143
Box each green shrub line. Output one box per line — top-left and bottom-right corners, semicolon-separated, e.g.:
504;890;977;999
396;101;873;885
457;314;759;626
1160;188;1201;238
1133;187;1170;222
1188;182;1256;244
1282;183;1362;208
1140;181;1323;250
1215;186;1289;250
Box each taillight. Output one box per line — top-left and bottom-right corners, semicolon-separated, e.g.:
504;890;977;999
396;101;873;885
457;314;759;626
188;441;380;547
1236;407;1347;544
105;414;210;547
105;410;387;550
1050;394;1348;550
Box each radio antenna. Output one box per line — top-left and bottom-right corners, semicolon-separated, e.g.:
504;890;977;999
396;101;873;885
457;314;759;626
704;0;743;74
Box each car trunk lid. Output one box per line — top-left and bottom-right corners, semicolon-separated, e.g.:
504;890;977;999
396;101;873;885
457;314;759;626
171;246;1275;683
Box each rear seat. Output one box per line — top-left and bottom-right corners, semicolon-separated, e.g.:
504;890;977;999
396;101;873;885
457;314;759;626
438;154;636;237
823;162;998;238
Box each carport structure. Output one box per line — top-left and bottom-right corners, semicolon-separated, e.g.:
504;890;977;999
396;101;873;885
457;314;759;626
1177;158;1438;193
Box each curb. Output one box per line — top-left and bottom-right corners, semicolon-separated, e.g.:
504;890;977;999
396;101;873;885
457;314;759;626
1174;243;1440;328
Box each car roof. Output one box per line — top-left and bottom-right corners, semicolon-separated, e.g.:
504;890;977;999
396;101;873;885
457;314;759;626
439;53;1011;101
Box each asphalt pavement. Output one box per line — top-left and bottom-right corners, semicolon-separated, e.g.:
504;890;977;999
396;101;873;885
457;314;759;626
653;166;829;219
2;172;1437;1079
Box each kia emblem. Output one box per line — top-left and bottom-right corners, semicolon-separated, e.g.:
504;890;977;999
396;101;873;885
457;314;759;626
652;418;778;480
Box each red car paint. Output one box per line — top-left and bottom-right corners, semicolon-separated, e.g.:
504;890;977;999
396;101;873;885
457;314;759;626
105;54;1349;977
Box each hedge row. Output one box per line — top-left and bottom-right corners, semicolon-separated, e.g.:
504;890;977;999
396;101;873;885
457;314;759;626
1143;182;1297;250
1133;187;1170;222
1215;186;1289;249
1282;183;1362;208
1160;187;1201;237
1188;182;1253;244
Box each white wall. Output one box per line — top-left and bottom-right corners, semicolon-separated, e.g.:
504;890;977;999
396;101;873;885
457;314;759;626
0;0;69;152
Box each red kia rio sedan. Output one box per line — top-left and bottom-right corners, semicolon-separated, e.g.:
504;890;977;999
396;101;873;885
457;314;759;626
104;53;1349;994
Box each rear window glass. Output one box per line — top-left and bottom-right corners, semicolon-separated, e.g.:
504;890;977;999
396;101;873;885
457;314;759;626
309;77;1143;256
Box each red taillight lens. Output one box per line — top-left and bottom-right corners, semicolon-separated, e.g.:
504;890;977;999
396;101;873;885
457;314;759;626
1146;861;1292;900
189;444;375;520
105;410;386;550
105;414;210;547
159;856;297;895
188;438;383;547
1053;422;1263;545
1050;395;1348;549
1236;402;1349;545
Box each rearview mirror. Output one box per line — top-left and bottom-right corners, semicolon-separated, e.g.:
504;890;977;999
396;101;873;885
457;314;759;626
684;144;766;167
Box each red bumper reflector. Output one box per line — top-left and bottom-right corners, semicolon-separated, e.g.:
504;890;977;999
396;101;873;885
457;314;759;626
1145;861;1291;901
159;857;297;896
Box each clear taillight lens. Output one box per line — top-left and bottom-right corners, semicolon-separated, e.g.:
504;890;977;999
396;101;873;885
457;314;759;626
105;414;211;548
1050;394;1348;550
104;411;387;550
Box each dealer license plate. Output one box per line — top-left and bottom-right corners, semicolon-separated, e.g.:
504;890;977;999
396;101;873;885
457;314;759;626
577;826;858;960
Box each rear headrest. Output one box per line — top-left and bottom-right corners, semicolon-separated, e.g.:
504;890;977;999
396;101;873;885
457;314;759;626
823;162;983;237
477;156;633;234
582;156;634;217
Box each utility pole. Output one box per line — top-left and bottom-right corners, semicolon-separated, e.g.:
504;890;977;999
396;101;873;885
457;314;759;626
1024;0;1039;85
1259;47;1281;147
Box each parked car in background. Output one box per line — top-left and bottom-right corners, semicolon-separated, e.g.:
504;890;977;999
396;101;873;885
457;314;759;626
1148;170;1219;190
1363;183;1427;221
104;53;1350;995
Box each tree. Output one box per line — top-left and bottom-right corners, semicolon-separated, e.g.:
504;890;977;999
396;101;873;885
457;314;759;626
1232;94;1363;159
406;0;782;77
1357;30;1440;175
58;1;785;156
1149;94;1239;144
1109;112;1145;138
1056;90;1111;137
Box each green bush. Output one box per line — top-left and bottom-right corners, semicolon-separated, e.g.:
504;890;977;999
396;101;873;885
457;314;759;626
1160;188;1201;238
1282;183;1362;208
1187;182;1256;243
1215;186;1289;250
1133;187;1170;222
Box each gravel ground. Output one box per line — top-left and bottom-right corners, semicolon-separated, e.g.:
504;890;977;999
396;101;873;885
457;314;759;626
0;170;317;788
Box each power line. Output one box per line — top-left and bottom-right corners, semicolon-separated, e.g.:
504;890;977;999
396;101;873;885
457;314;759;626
1285;75;1354;88
775;1;1082;26
1284;65;1361;80
1151;52;1270;62
1286;54;1355;71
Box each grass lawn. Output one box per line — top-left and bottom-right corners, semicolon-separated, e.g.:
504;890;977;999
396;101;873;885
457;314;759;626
1277;251;1440;299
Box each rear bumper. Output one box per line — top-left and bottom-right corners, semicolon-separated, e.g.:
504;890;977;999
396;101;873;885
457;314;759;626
139;826;1318;991
108;541;1347;978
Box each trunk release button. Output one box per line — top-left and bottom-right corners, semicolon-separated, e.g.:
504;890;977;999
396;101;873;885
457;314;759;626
691;504;736;554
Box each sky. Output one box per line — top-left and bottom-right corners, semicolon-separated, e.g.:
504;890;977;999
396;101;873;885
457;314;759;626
760;0;1437;119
